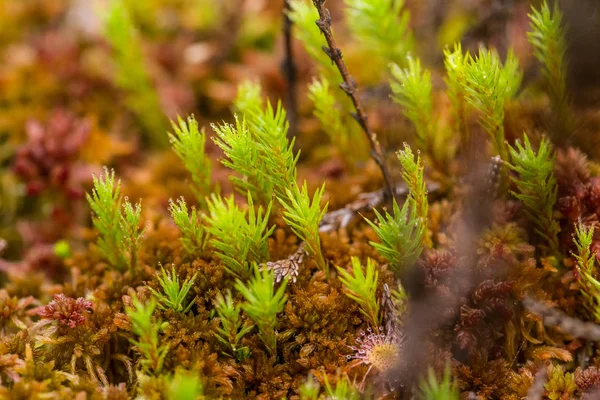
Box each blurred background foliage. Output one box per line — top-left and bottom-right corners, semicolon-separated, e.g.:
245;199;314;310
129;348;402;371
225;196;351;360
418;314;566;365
0;0;598;257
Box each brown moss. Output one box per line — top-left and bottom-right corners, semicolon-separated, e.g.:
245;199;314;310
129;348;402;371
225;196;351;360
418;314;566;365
455;356;513;399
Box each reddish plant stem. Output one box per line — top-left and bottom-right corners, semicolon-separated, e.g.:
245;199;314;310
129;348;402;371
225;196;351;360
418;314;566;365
311;0;395;201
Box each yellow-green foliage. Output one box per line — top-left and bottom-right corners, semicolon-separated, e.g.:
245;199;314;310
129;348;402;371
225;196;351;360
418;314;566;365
287;0;338;80
508;134;559;255
232;80;263;120
336;257;380;328
419;363;459;400
298;375;320;400
343;0;413;67
391;56;455;168
120;200;145;270
102;0;168;147
390;57;435;156
322;373;360;400
278;181;328;273
213;290;253;360
365;197;424;273
121;0;159;32
169;116;213;206
366;142;430;271
86;169;123;268
204;193;274;280
308;76;345;146
544;363;576;400
308;76;368;165
235;266;288;356
148;267;197;314
167;369;204;400
213;82;298;207
291;0;413;84
123;0;225;33
169;197;208;256
126;296;170;375
443;43;470;148
461;47;522;162
573;224;600;323
398;143;430;247
86;169;145;271
528;0;571;136
212;117;264;202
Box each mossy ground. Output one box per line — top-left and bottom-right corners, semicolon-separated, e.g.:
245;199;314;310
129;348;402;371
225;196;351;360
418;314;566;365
2;1;600;399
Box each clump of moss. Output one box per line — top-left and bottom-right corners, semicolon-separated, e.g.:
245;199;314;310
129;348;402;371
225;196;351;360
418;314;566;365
3;0;600;399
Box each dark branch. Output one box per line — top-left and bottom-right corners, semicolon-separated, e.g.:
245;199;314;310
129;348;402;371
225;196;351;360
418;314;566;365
523;296;600;341
310;0;395;201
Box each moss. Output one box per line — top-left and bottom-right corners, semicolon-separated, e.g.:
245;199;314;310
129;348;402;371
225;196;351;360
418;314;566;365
4;0;600;399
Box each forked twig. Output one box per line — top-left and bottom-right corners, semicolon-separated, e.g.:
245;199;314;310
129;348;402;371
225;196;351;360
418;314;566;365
318;182;437;233
310;0;395;200
524;296;600;341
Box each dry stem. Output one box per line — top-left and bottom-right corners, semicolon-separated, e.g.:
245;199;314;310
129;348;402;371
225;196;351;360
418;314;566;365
311;0;395;200
523;296;600;341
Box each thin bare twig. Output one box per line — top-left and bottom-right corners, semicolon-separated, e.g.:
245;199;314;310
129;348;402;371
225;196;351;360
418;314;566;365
523;296;600;341
282;0;298;140
310;0;395;200
319;181;441;232
266;180;441;283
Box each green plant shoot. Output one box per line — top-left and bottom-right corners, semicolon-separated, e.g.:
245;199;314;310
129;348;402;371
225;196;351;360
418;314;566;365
235;265;288;356
343;0;413;67
390;56;435;158
336;257;380;328
287;0;338;80
573;224;600;323
169;197;208;256
322;373;360;400
308;76;368;166
365;198;424;273
278;181;328;274
147;266;197;314
214;290;254;360
398;143;430;247
204;193;274;279
528;0;572;139
461;47;522;166
419;363;459;400
126;296;170;375
86;168;145;271
167;369;204;400
169;116;213;205
102;0;168;148
213;82;298;207
233;82;298;201
508;134;560;255
443;43;470;148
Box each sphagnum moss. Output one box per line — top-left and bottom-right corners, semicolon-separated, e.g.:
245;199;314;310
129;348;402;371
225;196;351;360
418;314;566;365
5;0;600;399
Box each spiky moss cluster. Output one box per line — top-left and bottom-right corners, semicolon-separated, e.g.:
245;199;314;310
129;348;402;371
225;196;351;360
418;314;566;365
0;76;399;398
